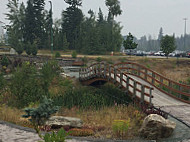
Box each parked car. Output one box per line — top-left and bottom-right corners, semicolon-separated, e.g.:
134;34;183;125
154;51;165;56
136;50;145;56
187;52;190;58
169;52;176;57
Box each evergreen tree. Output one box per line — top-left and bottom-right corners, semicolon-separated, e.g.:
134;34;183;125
61;0;83;50
97;8;104;23
161;35;176;58
158;27;163;50
105;0;122;20
62;33;69;51
6;0;25;54
123;33;138;51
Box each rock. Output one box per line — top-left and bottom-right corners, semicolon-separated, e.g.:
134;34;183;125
9;48;17;55
139;114;176;140
45;116;83;128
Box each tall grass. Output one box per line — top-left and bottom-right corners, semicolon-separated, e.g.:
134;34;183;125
54;83;132;110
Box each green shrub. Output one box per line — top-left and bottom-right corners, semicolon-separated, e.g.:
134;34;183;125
71;51;77;58
112;119;130;139
41;128;70;142
55;52;61;58
1;55;9;67
31;42;38;56
22;96;59;126
0;73;6;95
62;83;132;110
40;60;59;95
9;64;44;108
23;97;59;140
25;42;32;55
82;56;88;65
96;57;102;62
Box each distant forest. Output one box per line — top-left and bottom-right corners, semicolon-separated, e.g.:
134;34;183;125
133;28;190;52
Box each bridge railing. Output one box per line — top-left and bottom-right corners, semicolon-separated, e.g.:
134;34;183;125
115;62;190;104
79;62;154;105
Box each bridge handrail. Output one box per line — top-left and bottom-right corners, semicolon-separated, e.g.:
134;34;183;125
115;62;190;104
79;62;154;105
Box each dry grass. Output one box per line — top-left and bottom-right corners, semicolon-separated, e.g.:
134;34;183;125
0;105;32;127
57;105;145;139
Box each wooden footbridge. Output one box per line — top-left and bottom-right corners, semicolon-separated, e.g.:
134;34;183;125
79;62;190;127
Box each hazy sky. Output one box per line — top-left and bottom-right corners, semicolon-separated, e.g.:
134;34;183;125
0;0;189;39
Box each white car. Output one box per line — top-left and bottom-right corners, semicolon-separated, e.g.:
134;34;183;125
154;51;165;56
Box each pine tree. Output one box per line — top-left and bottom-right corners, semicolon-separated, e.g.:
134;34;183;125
6;0;25;54
123;33;138;51
62;0;83;50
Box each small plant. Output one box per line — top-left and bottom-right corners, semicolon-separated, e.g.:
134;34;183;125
112;119;130;139
22;96;59;139
40;128;70;142
82;56;88;65
71;51;77;58
1;55;9;67
55;52;61;58
25;42;32;55
96;57;102;62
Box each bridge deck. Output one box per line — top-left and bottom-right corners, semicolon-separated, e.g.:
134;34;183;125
129;75;190;127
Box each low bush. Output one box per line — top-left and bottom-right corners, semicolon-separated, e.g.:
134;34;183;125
112;119;130;139
55;52;61;58
9;63;44;108
40;128;70;142
61;83;132;110
1;55;9;67
71;51;77;58
96;57;102;62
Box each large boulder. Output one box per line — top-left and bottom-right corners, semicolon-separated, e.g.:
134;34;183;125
45;116;83;128
139;114;176;140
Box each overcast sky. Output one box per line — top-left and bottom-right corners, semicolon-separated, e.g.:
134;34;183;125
0;0;189;39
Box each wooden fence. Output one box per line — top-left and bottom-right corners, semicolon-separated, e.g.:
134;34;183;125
115;62;190;104
79;62;154;105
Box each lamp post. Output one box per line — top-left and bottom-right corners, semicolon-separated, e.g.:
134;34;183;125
183;18;187;50
49;1;53;54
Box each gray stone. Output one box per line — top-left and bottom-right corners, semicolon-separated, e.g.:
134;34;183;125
139;114;176;140
45;116;83;128
9;48;17;55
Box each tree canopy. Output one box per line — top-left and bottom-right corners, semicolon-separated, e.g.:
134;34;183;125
160;35;176;58
123;32;138;50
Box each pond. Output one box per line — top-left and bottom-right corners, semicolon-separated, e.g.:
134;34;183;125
61;66;80;78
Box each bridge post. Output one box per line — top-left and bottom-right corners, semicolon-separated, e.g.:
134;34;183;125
133;81;137;99
104;63;107;78
99;63;102;77
178;85;182;99
145;69;148;80
96;64;98;77
160;76;163;88
152;73;155;85
114;68;117;83
141;85;145;104
109;65;111;81
120;72;123;87
126;77;130;93
79;68;81;79
87;68;90;79
138;66;141;76
168;81;172;94
149;88;153;106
